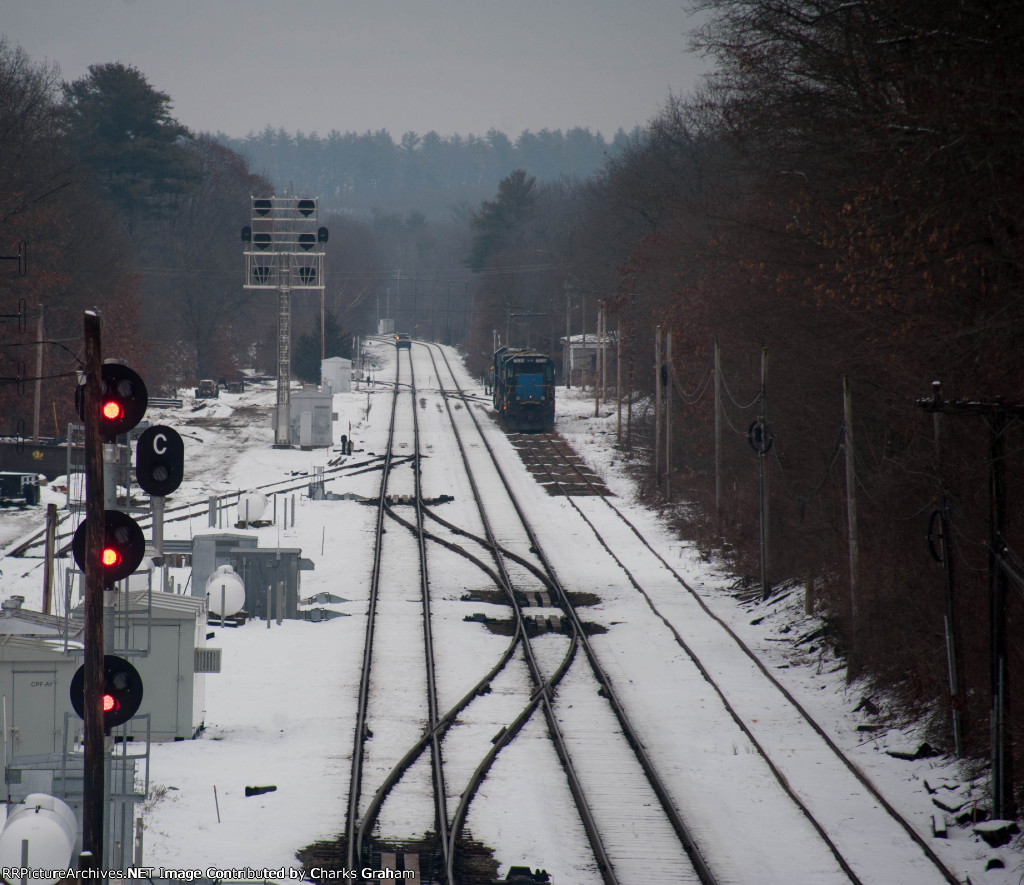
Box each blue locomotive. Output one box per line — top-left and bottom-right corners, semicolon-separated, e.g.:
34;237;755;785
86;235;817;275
492;346;555;432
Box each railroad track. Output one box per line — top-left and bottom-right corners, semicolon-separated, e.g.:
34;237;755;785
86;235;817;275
331;341;710;883
4;452;408;560
347;344;452;879
424;343;713;885
362;338;965;883
337;343;563;883
343;343;412;875
504;416;965;884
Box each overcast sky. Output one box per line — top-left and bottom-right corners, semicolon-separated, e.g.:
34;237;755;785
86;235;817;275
1;0;708;140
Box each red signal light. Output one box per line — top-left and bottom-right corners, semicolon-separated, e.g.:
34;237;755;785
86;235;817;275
70;656;143;732
73;510;145;584
102;399;125;422
75;364;148;438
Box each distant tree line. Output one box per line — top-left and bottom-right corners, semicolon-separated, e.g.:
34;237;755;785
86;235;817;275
217;125;640;219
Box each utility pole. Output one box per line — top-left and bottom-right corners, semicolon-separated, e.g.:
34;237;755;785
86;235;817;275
665;328;672;501
627;323;634;452
918;390;1024;820
843;376;859;620
395;270;402;330
758;347;769;600
33;305;44;441
581;295;588;390
714;338;722;525
928;382;964;757
616;316;622;446
843;376;860;674
594;302;602;417
42;502;57;614
600;303;605;411
81;310;105;871
565;284;571;388
654;325;662;488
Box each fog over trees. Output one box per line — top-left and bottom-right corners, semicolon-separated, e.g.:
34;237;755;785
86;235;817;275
217;125;640;220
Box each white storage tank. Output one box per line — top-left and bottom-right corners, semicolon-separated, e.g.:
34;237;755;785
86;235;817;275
0;793;78;878
206;565;246;617
239;491;268;524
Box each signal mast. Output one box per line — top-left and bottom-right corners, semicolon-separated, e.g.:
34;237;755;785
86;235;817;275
242;197;328;447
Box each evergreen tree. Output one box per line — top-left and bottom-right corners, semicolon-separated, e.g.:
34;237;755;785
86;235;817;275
61;63;197;227
293;310;352;383
467;169;536;272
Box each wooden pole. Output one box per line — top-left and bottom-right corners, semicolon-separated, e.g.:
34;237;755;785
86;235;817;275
33;306;44;442
81;310;105;871
665;328;672;501
843;376;860;674
916;392;1024;813
616;317;622;446
627;323;634;452
600;305;607;396
565;283;572;389
42;503;57;615
714;338;721;525
581;296;587;391
654;325;662;487
989;411;1010;819
843;376;859;620
930;383;963;757
758;347;769;600
594;302;601;417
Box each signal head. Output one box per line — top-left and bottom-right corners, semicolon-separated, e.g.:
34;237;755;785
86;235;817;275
135;425;185;497
72;509;146;584
76;363;148;438
70;655;144;732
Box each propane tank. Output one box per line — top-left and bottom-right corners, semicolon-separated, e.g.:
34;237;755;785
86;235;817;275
238;490;268;524
206;564;246;617
0;794;77;879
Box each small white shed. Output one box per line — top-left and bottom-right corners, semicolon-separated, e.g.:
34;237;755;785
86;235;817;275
560;332;617;388
111;589;219;742
321;357;352;394
0;635;81;758
67;589;220;742
288;389;335;448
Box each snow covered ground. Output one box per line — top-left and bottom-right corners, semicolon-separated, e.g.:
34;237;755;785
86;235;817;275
0;338;1021;883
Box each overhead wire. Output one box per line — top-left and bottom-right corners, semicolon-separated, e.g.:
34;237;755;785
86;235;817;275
670;349;714;405
770;423;846;509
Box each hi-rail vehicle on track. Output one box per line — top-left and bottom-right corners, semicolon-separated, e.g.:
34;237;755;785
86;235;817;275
493;346;556;432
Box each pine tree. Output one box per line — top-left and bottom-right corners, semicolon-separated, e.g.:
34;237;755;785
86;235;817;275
61;63;197;227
